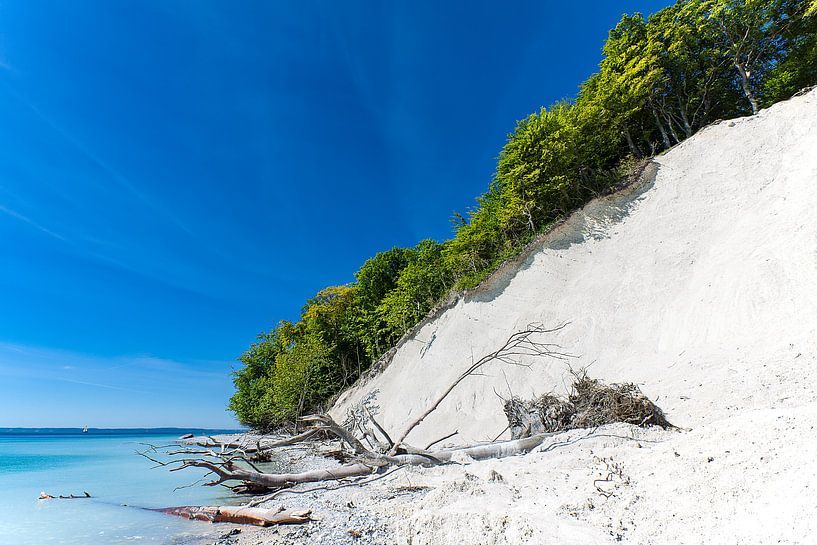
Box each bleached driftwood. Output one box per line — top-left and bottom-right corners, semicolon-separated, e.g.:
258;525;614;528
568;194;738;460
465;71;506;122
161;430;557;489
157;505;311;526
184;429;319;455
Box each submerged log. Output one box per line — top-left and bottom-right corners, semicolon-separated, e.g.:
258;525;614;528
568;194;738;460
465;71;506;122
39;491;91;500
156;505;312;526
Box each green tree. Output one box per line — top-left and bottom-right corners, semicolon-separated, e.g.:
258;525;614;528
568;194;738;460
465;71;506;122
377;240;452;337
352;247;417;357
762;0;817;103
646;2;740;137
265;331;333;424
590;13;664;151
302;285;364;390
228;321;296;430
705;0;794;113
442;189;508;288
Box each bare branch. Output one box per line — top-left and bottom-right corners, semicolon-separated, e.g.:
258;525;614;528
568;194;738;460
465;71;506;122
301;414;372;456
388;323;569;454
364;406;394;449
423;430;459;451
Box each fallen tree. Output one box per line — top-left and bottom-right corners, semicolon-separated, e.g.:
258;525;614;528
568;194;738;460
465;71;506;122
178;429;321;462
146;430;561;490
141;323;670;517
142;325;570;490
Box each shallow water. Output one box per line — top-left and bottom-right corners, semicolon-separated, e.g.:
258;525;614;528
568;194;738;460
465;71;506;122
0;430;244;545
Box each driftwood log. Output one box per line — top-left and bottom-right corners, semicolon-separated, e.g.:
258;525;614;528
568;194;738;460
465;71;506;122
160;430;559;489
156;505;312;526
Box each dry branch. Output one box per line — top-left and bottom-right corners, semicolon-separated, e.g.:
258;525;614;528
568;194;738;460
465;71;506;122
388;322;569;454
186;429;320;454
300;414;371;455
503;370;672;438
424;430;458;450
364;406;394;449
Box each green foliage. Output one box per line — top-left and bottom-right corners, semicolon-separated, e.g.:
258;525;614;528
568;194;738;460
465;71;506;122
377;240;452;338
228;322;296;430
352;247;418;359
762;0;817;103
443;188;509;289
229;0;817;430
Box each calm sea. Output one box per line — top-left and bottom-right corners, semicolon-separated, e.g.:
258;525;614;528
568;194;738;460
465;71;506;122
0;429;246;545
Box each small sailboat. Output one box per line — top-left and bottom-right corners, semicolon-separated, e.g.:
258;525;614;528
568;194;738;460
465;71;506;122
82;426;88;433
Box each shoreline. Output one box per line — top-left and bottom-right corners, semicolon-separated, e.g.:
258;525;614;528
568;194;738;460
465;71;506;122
179;401;817;545
171;425;674;545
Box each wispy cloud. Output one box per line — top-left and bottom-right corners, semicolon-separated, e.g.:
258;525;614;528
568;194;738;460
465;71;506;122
0;204;68;241
0;341;231;393
0;341;237;427
0;364;148;394
0;81;193;237
101;354;226;379
27;102;195;237
0;51;13;72
47;376;150;394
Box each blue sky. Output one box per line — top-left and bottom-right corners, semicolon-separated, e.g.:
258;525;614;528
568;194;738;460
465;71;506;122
0;1;671;427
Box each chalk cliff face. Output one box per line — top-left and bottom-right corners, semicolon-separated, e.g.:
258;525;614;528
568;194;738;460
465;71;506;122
332;88;817;449
293;90;817;545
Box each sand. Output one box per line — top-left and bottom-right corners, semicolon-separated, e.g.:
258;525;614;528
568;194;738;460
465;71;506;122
209;88;817;544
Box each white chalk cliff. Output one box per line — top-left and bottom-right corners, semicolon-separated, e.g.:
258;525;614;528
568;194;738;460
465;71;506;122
328;88;817;544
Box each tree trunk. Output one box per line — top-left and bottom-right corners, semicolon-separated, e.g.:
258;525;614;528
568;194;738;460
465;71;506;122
623;128;641;158
183;432;556;489
735;61;759;114
651;106;672;149
664;112;681;145
677;100;693;138
186;430;318;452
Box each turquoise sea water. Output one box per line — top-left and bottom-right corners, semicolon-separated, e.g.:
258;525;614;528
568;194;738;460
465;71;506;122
0;429;244;545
